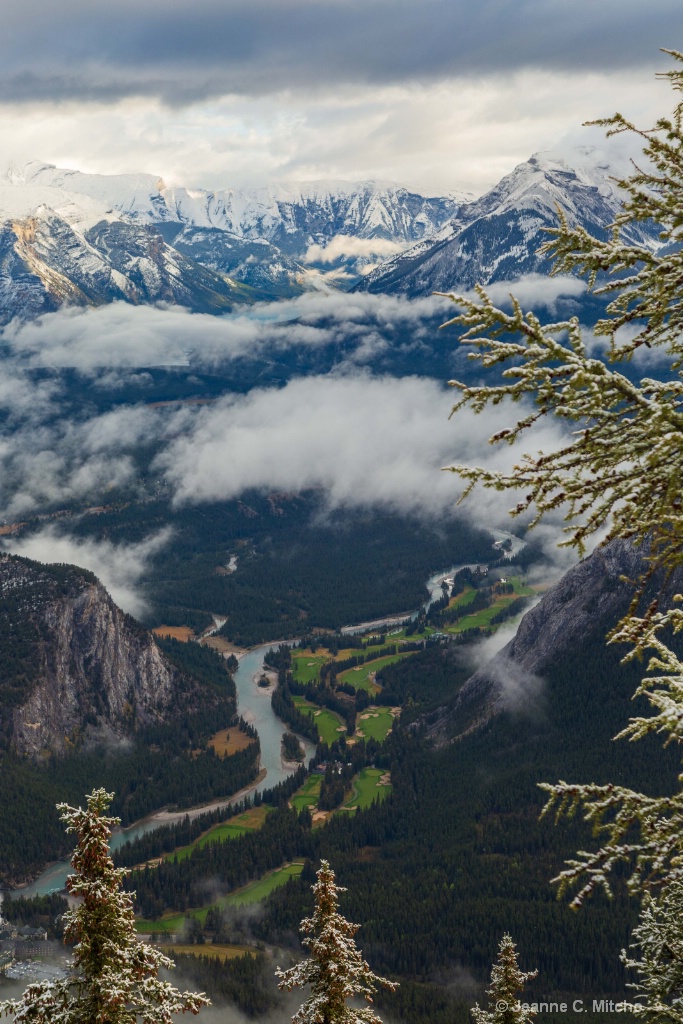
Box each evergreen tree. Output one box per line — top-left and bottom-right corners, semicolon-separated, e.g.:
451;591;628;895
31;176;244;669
438;47;683;1024
0;788;209;1024
276;859;397;1024
621;877;683;1021
471;935;538;1024
438;49;683;903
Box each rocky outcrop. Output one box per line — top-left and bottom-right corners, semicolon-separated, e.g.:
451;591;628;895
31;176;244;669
425;539;653;747
0;553;191;758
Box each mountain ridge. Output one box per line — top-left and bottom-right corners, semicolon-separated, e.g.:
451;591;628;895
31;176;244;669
0;162;465;321
356;146;661;297
423;539;659;748
0;147;660;323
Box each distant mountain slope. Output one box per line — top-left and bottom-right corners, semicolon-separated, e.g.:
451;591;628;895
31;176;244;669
0;206;261;326
357;147;662;297
16;162;463;251
0;162;465;320
1;150;660;322
0;552;216;758
424;539;663;747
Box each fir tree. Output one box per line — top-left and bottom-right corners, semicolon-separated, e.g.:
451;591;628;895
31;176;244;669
276;859;397;1024
0;788;209;1023
437;47;683;1024
621;877;683;1021
471;935;538;1024
437;49;683;904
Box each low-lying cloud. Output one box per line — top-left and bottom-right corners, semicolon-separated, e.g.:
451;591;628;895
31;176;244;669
0;283;583;553
0;293;587;612
3;527;173;616
482;273;586;311
2;292;451;370
1;279;594;377
304;235;405;264
155;373;570;520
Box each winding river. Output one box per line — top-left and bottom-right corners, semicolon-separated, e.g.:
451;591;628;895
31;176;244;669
18;649;316;898
16;531;523;898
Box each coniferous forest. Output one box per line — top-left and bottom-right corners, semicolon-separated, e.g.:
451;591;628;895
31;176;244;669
3;39;683;1024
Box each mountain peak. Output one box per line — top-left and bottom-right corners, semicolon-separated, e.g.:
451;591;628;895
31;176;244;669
357;143;658;297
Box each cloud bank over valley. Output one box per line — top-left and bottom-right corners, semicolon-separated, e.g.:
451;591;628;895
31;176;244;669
0;287;586;603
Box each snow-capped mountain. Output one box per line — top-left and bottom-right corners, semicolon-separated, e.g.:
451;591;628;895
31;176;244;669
15;162;463;251
0;162;465;323
0;149;656;325
0;204;253;326
357;146;661;297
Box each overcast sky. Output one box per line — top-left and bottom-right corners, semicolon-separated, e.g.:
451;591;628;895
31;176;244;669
1;0;680;194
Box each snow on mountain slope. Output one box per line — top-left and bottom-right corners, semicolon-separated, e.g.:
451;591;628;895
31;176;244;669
357;146;661;297
1;149;645;323
7;162;462;252
0;165;310;321
162;179;461;262
9;160;172;224
0;176;257;325
0;162;468;320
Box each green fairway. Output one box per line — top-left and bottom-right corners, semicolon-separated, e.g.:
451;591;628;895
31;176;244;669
445;601;512;633
383;625;435;641
136;862;305;933
356;706;395;742
341;768;392;810
171;806;271;862
445;577;535;635
448;585;477;609
290;774;322;812
173;823;249;861
291;652;329;684
338;652;414;694
351;639;403;657
509;576;535;596
292;696;346;744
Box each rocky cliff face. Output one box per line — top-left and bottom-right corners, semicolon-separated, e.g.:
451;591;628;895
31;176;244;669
0;553;190;758
425;540;652;747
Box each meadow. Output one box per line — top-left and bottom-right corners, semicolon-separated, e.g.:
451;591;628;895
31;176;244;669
157;943;256;961
208;726;254;757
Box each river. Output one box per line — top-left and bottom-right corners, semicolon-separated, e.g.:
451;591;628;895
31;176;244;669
15;529;523;898
17;648;316;898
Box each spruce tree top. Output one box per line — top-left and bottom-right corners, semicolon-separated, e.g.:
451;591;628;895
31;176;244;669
471;934;538;1024
276;859;398;1024
0;788;209;1024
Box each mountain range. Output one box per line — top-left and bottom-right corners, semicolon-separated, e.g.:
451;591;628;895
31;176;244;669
0;162;462;324
357;146;661;296
0;146;663;326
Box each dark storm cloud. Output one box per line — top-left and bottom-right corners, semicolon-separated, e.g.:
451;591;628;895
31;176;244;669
1;0;679;105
